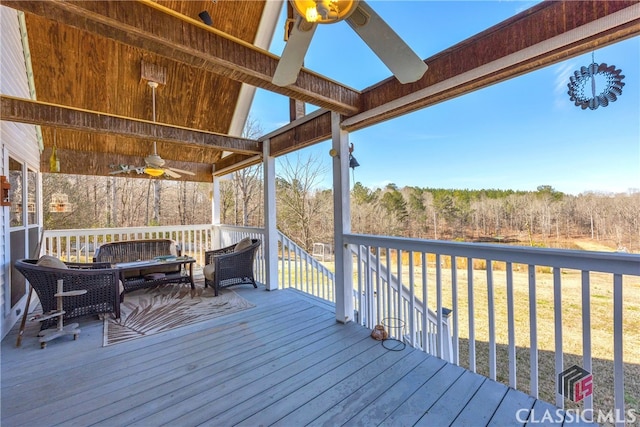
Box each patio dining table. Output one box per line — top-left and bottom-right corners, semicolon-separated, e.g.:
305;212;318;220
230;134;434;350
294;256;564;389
114;257;196;299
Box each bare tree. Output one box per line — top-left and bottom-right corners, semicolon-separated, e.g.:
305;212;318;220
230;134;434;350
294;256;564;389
276;152;328;251
233;166;263;226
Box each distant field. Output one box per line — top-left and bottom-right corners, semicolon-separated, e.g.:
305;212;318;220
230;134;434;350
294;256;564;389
572;239;624;252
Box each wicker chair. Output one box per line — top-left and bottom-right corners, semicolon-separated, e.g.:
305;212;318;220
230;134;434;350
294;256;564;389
204;239;261;296
14;258;121;330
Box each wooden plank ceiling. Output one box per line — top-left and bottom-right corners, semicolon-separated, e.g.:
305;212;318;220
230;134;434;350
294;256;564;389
0;0;638;182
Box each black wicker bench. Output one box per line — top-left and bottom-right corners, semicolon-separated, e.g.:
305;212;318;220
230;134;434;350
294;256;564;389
94;239;192;296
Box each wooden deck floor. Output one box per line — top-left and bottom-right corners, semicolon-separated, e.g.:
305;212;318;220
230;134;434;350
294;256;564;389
1;284;594;426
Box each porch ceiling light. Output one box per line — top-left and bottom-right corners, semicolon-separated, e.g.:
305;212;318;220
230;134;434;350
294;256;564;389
144;167;164;177
291;0;359;23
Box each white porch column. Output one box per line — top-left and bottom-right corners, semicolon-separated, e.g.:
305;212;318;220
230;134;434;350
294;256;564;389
331;111;354;323
263;139;278;291
211;175;221;248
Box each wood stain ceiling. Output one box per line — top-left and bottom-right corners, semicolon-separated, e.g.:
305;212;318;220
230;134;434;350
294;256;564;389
0;0;638;182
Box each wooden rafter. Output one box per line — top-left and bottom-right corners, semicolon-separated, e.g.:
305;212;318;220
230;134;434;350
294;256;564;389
213;154;263;177
1;96;261;156
1;0;361;116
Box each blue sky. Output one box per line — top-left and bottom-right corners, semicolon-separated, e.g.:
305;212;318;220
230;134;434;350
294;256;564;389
249;1;640;195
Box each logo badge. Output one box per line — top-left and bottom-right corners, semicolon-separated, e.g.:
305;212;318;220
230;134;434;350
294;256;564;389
558;365;593;402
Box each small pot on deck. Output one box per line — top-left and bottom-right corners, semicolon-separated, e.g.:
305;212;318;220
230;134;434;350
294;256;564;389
370;324;388;341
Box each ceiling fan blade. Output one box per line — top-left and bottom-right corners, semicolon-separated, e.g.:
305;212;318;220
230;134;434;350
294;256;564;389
273;17;317;87
163;169;182;179
347;2;428;84
167;167;196;176
109;165;144;175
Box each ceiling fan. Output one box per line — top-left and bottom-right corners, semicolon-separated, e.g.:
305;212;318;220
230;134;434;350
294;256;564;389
273;0;428;87
110;81;195;179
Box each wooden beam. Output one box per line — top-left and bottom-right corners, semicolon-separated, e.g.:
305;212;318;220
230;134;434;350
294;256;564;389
213;154;263;177
269;110;333;157
1;95;261;155
344;0;640;130
268;0;640;153
1;0;361;116
42;148;214;182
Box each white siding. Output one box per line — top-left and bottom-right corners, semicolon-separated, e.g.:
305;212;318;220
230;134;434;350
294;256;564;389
1;6;40;339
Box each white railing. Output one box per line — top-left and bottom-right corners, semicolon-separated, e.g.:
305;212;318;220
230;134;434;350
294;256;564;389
344;233;640;424
42;224;214;266
277;231;335;302
352;243;454;363
217;225;335;302
42;224;333;296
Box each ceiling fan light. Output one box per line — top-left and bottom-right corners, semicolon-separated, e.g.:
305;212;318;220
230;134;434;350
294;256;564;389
144;167;165;177
292;0;358;24
305;7;319;22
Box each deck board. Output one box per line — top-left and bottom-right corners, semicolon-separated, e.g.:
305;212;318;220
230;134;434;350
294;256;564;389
1;286;597;426
452;375;510;426
346;355;451;426
305;349;429;426
272;346;427;426
488;388;535;427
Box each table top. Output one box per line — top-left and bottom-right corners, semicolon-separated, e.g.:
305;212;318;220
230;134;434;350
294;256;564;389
114;256;194;269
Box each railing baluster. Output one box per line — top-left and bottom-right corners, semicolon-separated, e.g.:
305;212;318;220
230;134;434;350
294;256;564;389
553;267;564;408
282;239;298;286
451;255;458;365
280;238;285;288
375;247;381;325
506;261;516;388
386;247;392;326
487;259;496;380
365;245;372;326
581;270;593;421
295;243;300;290
397;249;403;341
355;245;362;325
422;252;428;354
436;253;442;359
300;249;313;295
468;258;476;372
409;250;415;347
613;273;624;427
529;264;539;398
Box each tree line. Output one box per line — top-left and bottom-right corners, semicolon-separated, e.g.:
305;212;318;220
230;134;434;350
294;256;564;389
42;159;639;254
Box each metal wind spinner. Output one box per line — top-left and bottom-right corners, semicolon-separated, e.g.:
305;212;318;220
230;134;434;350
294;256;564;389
567;52;625;110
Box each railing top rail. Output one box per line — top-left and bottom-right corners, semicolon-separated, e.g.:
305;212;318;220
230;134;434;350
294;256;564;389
218;225;265;235
345;233;640;276
44;224;214;237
